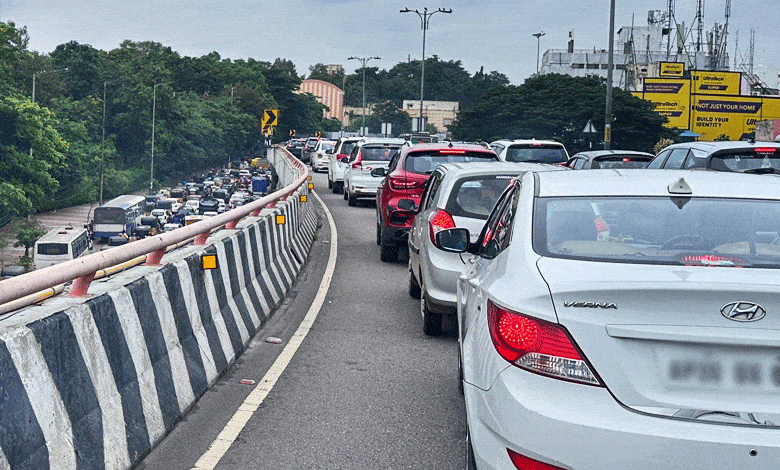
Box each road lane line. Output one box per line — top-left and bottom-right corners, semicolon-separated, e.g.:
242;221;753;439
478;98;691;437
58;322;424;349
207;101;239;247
192;190;337;470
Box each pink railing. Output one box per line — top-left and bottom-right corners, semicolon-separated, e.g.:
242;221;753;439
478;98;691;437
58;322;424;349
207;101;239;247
0;147;309;308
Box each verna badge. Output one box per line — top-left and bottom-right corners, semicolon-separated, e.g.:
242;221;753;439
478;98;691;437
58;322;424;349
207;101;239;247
564;301;617;309
720;302;766;322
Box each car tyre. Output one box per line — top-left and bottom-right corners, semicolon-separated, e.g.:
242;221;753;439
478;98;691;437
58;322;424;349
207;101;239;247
376;220;382;246
466;429;477;470
347;191;357;206
458;346;464;395
343;186;348;200
327;178;333;189
379;230;399;262
409;267;421;299
421;282;443;336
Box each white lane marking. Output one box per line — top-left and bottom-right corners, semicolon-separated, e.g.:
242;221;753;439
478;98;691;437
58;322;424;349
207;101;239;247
192;190;337;470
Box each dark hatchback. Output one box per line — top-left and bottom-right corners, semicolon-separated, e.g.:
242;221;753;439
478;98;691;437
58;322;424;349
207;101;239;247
566;150;654;169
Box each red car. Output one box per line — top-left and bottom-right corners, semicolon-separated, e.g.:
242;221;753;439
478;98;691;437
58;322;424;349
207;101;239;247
373;142;499;262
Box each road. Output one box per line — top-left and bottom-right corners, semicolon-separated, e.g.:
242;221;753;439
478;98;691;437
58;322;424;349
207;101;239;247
139;170;467;469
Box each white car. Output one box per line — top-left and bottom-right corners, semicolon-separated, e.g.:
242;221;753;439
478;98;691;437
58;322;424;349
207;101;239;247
184;199;199;212
328;137;362;194
489;139;569;164
408;162;562;335
310;139;336;172
343;138;406;206
436;169;780;470
149;208;169;224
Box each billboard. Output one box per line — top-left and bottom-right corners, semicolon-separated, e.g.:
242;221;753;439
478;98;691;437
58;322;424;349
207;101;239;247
638;79;690;129
691;95;780;140
690;71;741;95
659;62;685;78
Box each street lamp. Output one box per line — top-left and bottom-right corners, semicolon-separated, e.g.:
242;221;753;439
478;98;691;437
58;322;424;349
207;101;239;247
100;78;122;205
604;0;616;150
348;56;380;136
400;6;452;133
532;32;546;75
30;67;68;157
150;82;168;192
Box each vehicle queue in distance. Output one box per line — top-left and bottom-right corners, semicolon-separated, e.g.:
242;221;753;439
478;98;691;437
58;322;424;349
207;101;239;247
295;131;780;470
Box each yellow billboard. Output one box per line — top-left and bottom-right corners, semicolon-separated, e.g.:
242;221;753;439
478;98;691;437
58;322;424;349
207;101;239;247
690;71;741;95
691;95;780;140
639;79;690;129
659;62;685;77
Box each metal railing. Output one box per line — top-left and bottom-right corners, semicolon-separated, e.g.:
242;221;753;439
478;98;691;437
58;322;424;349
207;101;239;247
0;147;309;308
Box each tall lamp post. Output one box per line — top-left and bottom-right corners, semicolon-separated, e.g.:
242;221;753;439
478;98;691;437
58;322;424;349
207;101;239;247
100;78;122;205
604;0;616;150
150;82;167;192
348;56;380;136
400;6;452;133
30;67;68;157
532;32;546;75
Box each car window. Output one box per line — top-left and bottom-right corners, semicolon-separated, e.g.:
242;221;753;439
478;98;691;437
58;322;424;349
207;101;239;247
446;175;514;219
387;150;402;172
573;157;587;169
478;182;519;259
490;143;505;156
505;144;567;163
647;149;671;169
662;148;690;169
360;145;401;161
420;170;445;211
404;150;498;175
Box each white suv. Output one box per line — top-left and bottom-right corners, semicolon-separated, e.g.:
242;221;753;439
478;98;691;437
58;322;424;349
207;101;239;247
489;139;569;164
343;138;406;206
328;137;362;194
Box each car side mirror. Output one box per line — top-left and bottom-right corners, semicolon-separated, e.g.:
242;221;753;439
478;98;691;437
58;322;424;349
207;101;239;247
435;228;470;253
397;198;416;211
340;157;350;164
371;167;387;177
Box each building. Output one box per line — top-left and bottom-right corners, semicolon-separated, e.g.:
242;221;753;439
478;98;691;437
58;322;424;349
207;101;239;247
298;79;344;121
402;100;459;134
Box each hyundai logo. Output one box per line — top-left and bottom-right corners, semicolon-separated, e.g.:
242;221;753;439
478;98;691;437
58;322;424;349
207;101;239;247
721;302;766;322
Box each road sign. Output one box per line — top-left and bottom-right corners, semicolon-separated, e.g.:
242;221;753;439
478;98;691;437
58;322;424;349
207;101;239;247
263;124;274;136
262;109;278;128
289;129;296;137
583;119;597;133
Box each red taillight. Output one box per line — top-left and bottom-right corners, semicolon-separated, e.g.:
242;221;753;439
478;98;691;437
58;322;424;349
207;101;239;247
622;157;631;162
681;254;744;267
487;300;601;386
507;449;566;470
429;209;455;243
336;153;349;160
439;149;466;154
754;147;777;153
352;151;363;169
388;176;423;190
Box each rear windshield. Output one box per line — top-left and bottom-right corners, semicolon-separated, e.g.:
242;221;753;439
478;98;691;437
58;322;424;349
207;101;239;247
710;147;780;173
340;142;358;156
37;243;68;255
592;155;652;169
359;144;402;162
445;175;515;219
403;151;498;175
506;144;567;163
534;196;780;268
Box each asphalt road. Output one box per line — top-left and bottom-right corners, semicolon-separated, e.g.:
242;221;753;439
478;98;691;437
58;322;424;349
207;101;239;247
139;169;467;469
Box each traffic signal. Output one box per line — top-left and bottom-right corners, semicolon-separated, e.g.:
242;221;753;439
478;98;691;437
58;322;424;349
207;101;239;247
289;129;296;137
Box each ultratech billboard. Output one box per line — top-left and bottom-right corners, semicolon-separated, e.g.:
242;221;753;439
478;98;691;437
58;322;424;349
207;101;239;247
692;95;780;140
690;71;741;95
635;78;690;129
659;62;685;77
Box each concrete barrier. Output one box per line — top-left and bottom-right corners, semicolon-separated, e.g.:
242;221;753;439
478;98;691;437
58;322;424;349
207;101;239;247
0;165;318;469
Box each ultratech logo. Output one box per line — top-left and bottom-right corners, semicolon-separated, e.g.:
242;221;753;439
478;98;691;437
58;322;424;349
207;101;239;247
564;301;618;309
702;75;725;82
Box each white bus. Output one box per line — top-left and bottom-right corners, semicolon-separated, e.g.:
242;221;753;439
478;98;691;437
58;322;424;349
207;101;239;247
92;195;146;241
33;226;92;269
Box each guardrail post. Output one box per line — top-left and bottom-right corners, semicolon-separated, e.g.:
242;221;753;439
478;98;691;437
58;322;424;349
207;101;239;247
194;231;210;245
226;218;239;229
70;272;96;297
146;248;166;266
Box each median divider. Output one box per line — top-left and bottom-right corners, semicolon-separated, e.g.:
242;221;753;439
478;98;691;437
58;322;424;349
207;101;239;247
0;147;319;469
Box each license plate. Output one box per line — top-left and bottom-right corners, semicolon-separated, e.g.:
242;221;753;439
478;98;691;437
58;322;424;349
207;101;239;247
662;351;780;392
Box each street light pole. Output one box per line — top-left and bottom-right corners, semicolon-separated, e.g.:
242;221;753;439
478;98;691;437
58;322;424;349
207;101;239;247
151;83;162;192
604;0;616;150
348;56;380;136
532;32;546;75
30;67;68;157
100;78;122;205
400;7;452;133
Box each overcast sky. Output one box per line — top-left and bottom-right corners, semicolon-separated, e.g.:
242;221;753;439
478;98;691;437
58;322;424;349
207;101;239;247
3;0;778;87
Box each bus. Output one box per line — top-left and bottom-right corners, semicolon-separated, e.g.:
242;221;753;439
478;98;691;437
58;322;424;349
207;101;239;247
34;226;92;269
92;195;146;241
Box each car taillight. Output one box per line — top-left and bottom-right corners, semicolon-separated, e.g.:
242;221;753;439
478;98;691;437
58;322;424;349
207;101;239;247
429;209;455;243
388;176;422;190
507;449;566;470
487;300;601;386
681;254;745;267
754;147;777;153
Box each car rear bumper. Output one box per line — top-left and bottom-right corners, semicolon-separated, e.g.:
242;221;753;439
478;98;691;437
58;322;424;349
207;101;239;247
466;366;780;470
347;175;382;198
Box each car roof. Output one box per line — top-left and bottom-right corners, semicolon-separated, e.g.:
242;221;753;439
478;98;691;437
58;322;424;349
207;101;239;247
571;150;654;159
491;139;565;146
535;168;780;199
405;142;496;153
659;140;780;155
436;161;565;177
356;137;407;145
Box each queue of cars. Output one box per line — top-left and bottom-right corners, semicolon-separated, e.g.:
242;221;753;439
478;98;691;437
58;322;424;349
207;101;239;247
310;135;780;470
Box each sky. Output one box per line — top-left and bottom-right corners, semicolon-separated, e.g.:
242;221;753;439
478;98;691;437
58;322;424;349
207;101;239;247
3;0;778;87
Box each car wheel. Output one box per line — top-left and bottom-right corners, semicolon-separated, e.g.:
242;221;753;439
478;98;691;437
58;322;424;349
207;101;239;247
347;191;357;206
379;229;398;262
327;178;332;189
466;429;477;470
343;186;348;200
421;282;443;336
409;266;421;299
458;346;464;395
376;219;382;246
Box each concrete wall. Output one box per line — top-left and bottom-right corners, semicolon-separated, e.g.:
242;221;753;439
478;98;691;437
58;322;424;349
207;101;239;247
0;150;318;469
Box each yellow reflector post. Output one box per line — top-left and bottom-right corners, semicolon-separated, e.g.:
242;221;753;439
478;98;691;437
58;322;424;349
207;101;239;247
308;182;314;190
276;214;286;225
201;253;218;270
300;195;308;202
307;175;312;181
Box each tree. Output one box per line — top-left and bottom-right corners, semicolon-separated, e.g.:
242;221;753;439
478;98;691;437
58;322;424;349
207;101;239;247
14;219;46;260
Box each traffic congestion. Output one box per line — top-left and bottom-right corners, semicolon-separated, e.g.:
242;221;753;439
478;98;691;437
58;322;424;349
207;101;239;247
298;133;780;470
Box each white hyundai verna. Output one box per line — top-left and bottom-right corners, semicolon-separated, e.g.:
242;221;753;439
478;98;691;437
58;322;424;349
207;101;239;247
435;169;780;470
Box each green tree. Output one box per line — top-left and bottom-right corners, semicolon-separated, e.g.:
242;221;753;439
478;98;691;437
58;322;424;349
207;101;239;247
14;219;46;259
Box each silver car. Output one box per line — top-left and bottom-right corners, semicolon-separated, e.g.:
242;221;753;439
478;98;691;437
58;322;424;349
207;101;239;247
343;138;406;206
408;162;561;335
437;169;780;469
310;139;336;172
328;137;362;194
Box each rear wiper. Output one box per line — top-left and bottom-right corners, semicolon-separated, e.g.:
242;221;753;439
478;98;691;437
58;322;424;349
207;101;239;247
742;167;778;174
